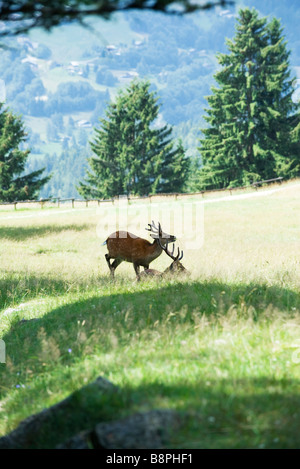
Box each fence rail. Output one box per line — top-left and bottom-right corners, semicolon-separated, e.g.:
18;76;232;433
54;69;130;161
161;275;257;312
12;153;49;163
0;177;284;210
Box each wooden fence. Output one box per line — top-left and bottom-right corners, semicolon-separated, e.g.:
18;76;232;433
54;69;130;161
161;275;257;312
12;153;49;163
0;177;284;211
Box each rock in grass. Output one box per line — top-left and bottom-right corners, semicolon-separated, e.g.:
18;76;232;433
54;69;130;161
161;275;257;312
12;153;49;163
0;376;182;449
57;409;182;449
92;409;181;449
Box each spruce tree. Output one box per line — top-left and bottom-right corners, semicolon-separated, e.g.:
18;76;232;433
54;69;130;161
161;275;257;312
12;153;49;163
0;104;50;202
198;8;300;189
78;81;190;199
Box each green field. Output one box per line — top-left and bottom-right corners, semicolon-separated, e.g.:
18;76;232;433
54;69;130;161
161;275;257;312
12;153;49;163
0;181;300;448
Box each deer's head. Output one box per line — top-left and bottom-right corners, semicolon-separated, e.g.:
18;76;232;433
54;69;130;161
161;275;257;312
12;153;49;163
158;239;190;276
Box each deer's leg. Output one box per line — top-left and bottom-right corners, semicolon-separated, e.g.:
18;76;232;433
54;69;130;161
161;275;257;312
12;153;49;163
111;258;122;271
110;258;123;278
105;254;122;278
133;263;141;281
105;254;114;277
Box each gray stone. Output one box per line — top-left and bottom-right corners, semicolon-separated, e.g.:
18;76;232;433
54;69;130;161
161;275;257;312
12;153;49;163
0;375;182;449
92;409;181;449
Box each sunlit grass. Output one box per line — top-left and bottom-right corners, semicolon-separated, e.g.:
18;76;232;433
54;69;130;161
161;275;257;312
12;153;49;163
0;181;300;448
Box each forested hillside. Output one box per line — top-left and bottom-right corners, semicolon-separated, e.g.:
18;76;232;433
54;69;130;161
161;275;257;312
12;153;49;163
0;0;299;198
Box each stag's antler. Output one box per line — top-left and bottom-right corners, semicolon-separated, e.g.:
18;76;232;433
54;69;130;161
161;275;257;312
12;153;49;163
158;238;183;261
145;220;161;233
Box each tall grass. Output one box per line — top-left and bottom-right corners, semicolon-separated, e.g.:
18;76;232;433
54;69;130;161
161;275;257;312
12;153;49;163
0;181;300;448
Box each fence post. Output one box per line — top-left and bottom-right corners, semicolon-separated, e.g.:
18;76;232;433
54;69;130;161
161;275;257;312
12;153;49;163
3;178;288;212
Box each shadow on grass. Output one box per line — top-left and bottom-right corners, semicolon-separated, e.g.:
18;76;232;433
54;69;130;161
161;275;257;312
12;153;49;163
0;223;91;241
0;278;299;447
1;376;300;448
0;273;96;311
1;277;299;376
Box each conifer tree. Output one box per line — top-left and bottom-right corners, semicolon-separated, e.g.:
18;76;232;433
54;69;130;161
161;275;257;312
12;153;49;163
0;104;50;202
198;8;300;189
78;81;190;198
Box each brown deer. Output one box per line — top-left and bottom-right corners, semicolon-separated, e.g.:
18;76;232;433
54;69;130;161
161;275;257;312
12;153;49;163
140;240;189;279
103;221;176;280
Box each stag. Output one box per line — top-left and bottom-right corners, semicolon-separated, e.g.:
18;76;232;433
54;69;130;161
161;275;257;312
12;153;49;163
103;221;176;280
140;240;189;278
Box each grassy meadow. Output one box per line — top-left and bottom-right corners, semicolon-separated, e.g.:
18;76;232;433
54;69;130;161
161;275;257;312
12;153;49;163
0;181;300;448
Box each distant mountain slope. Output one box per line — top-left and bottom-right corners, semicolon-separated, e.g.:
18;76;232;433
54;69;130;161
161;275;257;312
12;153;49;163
0;1;299;198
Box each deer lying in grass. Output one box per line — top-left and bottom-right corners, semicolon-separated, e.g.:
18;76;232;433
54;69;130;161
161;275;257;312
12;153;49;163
103;221;176;280
140;240;189;279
